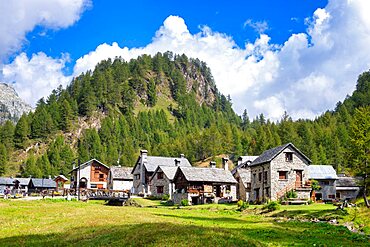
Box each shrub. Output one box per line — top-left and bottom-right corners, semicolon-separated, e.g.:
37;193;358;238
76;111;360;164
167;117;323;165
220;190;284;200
263;201;280;211
237;200;249;211
180;199;189;206
162;194;170;201
285;190;298;199
165;200;174;206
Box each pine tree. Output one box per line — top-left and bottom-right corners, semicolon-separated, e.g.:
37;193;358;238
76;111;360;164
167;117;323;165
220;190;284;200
14;114;30;149
0;143;7;175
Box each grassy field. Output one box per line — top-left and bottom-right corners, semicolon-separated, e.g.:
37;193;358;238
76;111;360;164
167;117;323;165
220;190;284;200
0;199;369;247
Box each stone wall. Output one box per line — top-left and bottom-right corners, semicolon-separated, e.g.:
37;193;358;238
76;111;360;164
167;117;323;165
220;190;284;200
132;164;142;194
150;171;173;198
316;179;336;200
270;146;310;200
337;189;361;201
250;163;270;201
173;192;189;205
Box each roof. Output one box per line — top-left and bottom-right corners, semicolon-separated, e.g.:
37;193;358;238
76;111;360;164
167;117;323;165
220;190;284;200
178;167;237;184
110;166;133;180
30;178;56;188
231;156;258;175
307;165;337;180
151;166;179;181
70;159;109;172
134;156;192;173
0;177;30;186
336;176;363;188
54;175;68;181
0;177;15;185
235;168;251;188
250;143;312;166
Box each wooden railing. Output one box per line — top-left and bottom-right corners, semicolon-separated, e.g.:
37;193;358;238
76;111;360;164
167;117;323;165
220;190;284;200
276;181;298;199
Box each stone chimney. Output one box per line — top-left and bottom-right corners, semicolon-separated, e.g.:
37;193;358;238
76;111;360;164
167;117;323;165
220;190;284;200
210;161;216;169
237;157;242;166
222;157;229;171
175;159;181;166
140;150;148;185
73;163;76;170
180;154;185;159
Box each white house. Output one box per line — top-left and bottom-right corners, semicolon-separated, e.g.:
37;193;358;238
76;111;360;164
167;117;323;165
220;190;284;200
108;166;133;192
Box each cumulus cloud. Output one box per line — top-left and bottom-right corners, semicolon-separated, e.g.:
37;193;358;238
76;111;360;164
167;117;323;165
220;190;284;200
244;19;269;34
2;52;71;105
0;0;90;61
4;0;370;120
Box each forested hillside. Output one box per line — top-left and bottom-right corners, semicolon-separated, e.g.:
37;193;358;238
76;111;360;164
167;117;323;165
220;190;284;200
0;52;368;182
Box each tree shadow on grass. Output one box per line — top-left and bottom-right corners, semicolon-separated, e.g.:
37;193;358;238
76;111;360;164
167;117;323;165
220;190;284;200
2;221;368;247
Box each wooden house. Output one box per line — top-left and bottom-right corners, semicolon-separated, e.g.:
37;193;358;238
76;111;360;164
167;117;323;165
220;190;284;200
131;150;192;195
54;175;69;191
172;162;237;205
70;159;109;190
249;143;312;202
28;178;56;193
107;166;133;191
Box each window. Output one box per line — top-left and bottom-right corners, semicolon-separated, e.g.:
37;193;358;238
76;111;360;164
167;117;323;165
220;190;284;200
253;174;256;181
285;152;293;162
157;172;164;179
99;174;105;181
265;187;270;197
157;186;164;193
134;174;140;180
246;183;251;189
90;184;97;189
258;172;262;182
264;171;268;182
279;171;288;180
328;194;335;199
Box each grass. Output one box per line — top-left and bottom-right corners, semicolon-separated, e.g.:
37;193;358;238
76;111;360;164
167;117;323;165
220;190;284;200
0;199;369;246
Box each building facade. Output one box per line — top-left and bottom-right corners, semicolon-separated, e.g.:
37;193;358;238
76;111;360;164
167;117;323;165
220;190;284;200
70;159;109;190
107;166;133;191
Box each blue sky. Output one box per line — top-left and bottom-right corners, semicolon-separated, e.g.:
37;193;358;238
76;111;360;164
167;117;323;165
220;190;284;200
1;0;370;120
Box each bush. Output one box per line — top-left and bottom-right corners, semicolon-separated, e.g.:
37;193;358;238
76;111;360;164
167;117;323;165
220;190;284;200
285;190;298;199
263;201;280;211
162;194;170;201
180;199;189;206
237;200;249;211
164;200;174;206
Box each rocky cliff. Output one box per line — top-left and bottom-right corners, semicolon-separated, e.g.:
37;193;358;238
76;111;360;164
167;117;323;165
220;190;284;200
0;83;32;124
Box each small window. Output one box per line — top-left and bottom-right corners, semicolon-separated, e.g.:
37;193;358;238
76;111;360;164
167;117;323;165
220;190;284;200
246;183;251;189
285;153;293;162
328;194;335;199
135;174;140;180
253;174;256;180
99;174;104;178
264;171;268;182
90;184;97;189
157;186;164;193
265;187;270;197
279;171;288;180
258;173;262;182
157;172;164;179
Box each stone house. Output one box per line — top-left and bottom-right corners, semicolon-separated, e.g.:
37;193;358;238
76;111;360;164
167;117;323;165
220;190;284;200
107;166;133;192
70;159;110;190
149;165;178;199
231;156;258;201
131;150;192;195
172;161;237;205
0;177;30;195
336;175;363;201
249;143;312;202
307;165;337;201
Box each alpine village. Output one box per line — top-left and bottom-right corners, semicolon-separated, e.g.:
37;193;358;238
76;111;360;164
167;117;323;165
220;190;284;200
0;53;369;246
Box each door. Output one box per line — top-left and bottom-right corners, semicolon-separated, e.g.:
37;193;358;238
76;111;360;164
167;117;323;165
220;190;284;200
295;171;302;188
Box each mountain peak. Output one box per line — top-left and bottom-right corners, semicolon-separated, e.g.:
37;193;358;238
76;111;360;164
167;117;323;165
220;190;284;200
0;82;33;123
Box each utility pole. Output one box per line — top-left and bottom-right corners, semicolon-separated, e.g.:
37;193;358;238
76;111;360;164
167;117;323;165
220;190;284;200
78;158;81;201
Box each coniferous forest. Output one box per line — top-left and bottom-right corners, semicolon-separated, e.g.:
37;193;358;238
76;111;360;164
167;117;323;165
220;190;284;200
0;52;369;187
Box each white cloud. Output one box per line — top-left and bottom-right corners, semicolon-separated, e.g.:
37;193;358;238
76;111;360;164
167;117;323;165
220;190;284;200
244;19;269;34
2;52;71;105
0;0;90;61
4;1;370;121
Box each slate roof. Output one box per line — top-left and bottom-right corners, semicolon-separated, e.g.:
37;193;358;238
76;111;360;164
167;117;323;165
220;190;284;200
30;178;56;188
70;158;109;172
307;165;337;180
0;177;30;186
231;156;258;175
336;176;363;188
235;168;251;188
250;143;312;166
143;156;192;173
178;167;237;184
0;177;14;185
151;166;179;181
110;166;133;180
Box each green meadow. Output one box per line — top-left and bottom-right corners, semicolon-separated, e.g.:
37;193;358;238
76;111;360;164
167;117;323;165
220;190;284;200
0;199;369;246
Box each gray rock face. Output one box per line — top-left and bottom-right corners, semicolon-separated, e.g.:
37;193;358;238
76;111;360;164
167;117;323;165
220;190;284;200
0;83;32;124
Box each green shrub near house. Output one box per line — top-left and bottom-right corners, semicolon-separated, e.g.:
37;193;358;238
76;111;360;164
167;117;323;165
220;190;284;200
263;201;281;211
180;199;189;206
